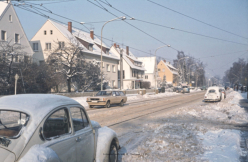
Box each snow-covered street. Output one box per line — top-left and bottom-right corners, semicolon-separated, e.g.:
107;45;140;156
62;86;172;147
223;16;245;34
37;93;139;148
85;90;248;161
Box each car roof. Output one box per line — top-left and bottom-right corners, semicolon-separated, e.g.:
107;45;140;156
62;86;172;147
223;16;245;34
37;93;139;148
0;94;80;118
207;86;220;90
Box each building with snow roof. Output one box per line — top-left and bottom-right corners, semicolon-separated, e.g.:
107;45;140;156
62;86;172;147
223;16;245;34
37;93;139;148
30;20;119;88
137;56;157;88
157;60;179;86
0;1;33;61
110;44;146;89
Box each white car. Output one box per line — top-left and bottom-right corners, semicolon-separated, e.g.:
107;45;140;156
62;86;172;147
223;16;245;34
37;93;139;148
204;86;224;102
0;94;119;162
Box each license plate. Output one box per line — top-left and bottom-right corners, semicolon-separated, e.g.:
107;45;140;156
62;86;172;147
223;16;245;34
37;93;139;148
92;101;98;103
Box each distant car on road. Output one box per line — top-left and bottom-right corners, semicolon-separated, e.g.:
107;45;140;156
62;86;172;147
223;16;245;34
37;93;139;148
87;90;127;108
204;87;222;102
182;86;190;93
201;86;207;90
174;87;183;93
0;94;119;162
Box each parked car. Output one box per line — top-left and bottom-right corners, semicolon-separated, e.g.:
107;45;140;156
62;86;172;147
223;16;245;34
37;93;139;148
87;90;127;108
174;87;183;93
201;86;207;90
0;94;119;162
219;87;226;99
204;87;222;102
182;86;190;93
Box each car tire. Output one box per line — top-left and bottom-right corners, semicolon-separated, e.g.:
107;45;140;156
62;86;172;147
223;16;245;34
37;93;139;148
105;101;111;108
219;97;222;102
119;100;124;107
109;141;118;162
90;105;94;108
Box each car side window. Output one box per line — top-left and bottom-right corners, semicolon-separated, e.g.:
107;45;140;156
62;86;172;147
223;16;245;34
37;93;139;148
119;91;125;96
115;91;120;96
112;91;116;96
70;107;89;132
43;108;71;140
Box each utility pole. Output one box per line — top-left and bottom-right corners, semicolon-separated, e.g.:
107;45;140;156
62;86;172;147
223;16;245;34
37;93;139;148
120;49;123;90
15;74;19;95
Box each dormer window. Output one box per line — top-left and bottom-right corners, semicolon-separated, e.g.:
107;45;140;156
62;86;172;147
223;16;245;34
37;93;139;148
50;30;53;35
106;49;109;55
89;44;93;51
9;15;12;22
44;30;47;35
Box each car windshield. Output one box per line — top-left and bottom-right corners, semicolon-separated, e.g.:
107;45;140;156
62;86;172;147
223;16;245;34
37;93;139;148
182;86;188;88
96;91;112;96
0;110;29;138
209;89;216;93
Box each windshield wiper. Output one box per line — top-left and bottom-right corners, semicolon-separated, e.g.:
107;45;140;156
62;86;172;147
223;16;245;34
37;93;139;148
0;119;8;129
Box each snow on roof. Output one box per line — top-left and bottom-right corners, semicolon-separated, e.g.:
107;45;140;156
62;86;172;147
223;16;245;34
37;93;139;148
49;20;118;60
162;60;178;75
115;47;146;71
0;1;9;19
137;57;156;73
0;94;81;144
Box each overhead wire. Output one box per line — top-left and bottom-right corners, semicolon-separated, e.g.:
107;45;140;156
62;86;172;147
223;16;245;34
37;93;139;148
147;0;248;40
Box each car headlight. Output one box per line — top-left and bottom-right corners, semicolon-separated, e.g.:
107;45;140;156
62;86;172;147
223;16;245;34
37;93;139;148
100;98;105;101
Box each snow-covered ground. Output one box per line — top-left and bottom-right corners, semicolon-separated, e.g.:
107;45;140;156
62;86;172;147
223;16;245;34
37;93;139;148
120;90;248;161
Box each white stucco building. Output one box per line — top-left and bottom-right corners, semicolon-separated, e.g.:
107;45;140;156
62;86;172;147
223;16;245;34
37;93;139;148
110;44;146;89
0;1;33;61
30;20;119;88
137;57;157;88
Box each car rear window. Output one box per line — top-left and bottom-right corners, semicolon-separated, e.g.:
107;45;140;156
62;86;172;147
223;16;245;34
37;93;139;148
209;89;216;93
96;91;112;96
0;110;29;138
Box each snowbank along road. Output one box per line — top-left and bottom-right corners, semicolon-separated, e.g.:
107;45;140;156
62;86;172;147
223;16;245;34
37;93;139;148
85;90;248;161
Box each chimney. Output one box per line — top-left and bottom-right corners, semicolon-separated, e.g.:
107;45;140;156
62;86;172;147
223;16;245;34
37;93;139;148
114;43;117;48
90;30;94;39
163;60;166;63
68;22;72;33
126;46;129;55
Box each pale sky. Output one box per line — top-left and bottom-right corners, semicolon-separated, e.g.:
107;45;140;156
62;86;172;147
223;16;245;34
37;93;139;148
13;0;248;77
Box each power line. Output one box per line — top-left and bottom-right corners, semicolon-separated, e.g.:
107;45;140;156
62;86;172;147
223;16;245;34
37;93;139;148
147;0;248;40
9;1;173;61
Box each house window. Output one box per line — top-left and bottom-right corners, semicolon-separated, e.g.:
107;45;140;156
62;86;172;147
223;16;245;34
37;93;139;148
44;30;47;35
106;49;109;55
45;43;51;50
39;60;45;65
89;44;93;51
1;30;6;41
162;68;165;72
14;55;18;62
15;34;20;43
158;68;160;72
107;64;110;72
112;80;115;87
102;62;105;68
9;15;12;22
59;42;65;49
33;43;38;51
50;30;53;35
145;75;148;79
112;65;116;72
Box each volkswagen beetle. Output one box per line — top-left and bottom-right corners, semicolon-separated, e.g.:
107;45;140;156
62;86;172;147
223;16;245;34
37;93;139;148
0;94;119;162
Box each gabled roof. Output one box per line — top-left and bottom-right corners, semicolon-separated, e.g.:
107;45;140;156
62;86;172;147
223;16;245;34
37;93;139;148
49;20;119;60
161;60;178;75
113;47;146;71
137;57;156;73
0;1;9;20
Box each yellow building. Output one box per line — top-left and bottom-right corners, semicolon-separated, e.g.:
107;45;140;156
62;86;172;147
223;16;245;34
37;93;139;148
157;60;179;86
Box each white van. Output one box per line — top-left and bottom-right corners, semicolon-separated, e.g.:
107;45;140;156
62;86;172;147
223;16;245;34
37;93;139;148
204;86;223;102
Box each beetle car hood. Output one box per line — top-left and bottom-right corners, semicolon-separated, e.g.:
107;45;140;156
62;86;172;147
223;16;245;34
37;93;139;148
0;147;15;162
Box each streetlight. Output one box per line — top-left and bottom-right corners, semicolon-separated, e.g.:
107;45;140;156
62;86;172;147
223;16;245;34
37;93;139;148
195;67;204;88
154;44;171;89
100;16;126;90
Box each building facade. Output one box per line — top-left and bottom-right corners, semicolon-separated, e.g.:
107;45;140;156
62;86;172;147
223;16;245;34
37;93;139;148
110;44;146;89
0;1;33;61
157;60;179;86
30;20;119;89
